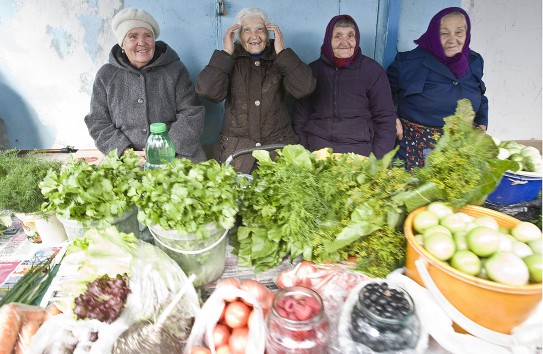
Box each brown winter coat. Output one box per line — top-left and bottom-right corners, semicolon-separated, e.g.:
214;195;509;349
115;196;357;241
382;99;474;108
196;40;316;173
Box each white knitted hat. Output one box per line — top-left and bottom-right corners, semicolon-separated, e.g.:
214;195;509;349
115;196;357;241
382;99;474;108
112;8;160;46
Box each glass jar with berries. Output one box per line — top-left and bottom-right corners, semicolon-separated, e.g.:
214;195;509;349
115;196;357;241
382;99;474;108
266;286;330;354
348;281;421;352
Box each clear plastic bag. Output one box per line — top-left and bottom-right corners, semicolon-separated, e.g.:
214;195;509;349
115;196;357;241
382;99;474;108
28;313;126;354
183;285;266;354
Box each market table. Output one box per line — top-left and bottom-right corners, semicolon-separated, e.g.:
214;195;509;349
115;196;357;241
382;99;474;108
0;213;459;353
6;147;531;354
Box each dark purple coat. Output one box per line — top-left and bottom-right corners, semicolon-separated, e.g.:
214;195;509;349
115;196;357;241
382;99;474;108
292;54;397;158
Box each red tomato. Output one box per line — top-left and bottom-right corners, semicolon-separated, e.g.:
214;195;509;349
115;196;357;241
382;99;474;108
247;309;257;330
217;277;241;289
224;301;251;329
209;324;231;349
191;347;211;354
276;269;296;289
218;304;226;323
217;277;242;302
246;308;267;330
229;327;249;354
216;345;233;354
294;261;318;287
240;279;274;309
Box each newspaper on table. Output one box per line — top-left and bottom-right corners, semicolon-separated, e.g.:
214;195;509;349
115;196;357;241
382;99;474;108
0;216;65;301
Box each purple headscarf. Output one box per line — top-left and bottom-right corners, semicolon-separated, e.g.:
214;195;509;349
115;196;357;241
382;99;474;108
415;7;471;78
321;14;361;68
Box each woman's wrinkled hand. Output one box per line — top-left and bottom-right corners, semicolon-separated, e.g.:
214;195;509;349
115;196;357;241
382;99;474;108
223;24;240;55
266;23;284;54
395;118;404;140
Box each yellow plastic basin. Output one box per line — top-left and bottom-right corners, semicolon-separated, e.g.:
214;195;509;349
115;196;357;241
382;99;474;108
404;205;542;334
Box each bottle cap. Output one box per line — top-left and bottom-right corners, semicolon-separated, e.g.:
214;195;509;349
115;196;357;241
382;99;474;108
150;122;167;134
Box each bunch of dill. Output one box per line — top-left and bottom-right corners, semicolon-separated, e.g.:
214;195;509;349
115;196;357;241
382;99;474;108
0;150;61;214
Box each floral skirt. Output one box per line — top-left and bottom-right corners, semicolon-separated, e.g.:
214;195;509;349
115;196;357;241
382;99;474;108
397;118;443;170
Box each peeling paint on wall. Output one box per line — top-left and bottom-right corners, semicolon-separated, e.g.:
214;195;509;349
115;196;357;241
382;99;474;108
0;0;121;149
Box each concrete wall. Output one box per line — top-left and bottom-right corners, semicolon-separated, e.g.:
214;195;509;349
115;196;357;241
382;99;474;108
2;0;539;151
462;0;542;142
0;0;391;149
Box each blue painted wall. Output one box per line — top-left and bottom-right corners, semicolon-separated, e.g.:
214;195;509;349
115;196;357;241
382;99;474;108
0;0;457;150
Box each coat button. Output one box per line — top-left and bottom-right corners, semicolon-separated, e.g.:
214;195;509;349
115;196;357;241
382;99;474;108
452;81;458;85
255;61;260;67
255;100;261;106
137;98;144;103
143;129;147;133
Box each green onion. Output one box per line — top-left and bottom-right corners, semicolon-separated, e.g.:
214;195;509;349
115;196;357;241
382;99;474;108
0;254;57;306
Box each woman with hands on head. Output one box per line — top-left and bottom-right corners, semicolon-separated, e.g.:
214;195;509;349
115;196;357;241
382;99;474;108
196;7;316;174
387;7;488;170
84;7;206;162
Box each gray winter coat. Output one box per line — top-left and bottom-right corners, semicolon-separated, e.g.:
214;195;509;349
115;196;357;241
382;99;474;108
84;41;206;161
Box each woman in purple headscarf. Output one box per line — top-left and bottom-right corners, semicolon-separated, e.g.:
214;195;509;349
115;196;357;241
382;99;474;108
387;7;488;170
292;15;396;159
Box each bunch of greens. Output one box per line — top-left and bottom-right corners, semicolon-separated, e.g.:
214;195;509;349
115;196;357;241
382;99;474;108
235;99;516;275
56;227;138;314
39;150;141;225
0;213;12;235
411;99;516;208
131;158;240;239
58;226;200;330
0;253;57;306
0;150;61;214
236;145;413;273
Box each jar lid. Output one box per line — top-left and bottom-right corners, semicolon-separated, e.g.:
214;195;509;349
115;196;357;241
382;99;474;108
150;122;167;134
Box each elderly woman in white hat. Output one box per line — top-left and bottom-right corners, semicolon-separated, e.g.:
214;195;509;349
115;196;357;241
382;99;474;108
196;8;315;174
85;7;206;161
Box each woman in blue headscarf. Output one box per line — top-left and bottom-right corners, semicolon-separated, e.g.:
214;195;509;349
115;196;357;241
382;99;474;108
387;7;488;170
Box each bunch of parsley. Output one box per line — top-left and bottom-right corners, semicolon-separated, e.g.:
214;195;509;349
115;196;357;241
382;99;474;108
132;158;240;239
39;150;141;225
